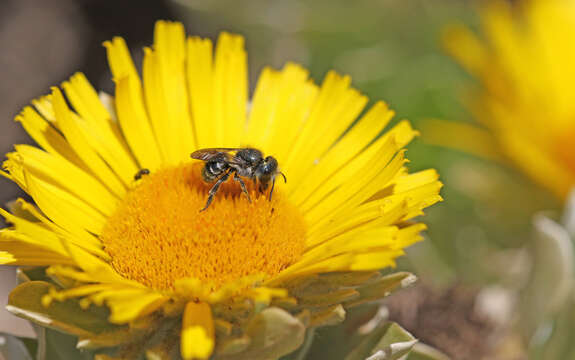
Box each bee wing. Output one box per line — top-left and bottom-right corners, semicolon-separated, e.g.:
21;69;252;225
190;148;240;161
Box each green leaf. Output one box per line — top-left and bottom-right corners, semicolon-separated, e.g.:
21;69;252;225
530;298;575;360
298;289;359;307
317;272;382;287
76;327;142;350
37;328;93;360
309;304;346;327
215;307;305;360
283;272;379;300
215;336;251;356
561;189;575;237
345;322;417;360
520;215;574;339
346;272;417;308
7;281;125;337
17;267;51;283
0;332;34;360
144;330;179;360
407;343;450;360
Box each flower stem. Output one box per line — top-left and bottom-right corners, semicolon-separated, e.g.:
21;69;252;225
293;327;316;360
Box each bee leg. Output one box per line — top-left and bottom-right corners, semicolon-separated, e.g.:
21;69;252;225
134;168;150;181
268;176;276;201
233;172;251;203
200;170;231;212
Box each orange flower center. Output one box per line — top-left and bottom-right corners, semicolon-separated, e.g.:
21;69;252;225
100;163;306;291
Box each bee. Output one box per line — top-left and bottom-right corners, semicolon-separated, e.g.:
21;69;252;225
190;148;287;211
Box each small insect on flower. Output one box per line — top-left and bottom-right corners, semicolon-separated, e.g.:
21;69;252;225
134;168;150;181
191;148;287;211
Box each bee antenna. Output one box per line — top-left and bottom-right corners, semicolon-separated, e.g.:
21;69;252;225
279;172;287;183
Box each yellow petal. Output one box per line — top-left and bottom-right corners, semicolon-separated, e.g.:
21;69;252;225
309;200;409;244
62;73;110;129
24;168;106;239
48;284;123;302
62;73;138;184
104;37;139;81
105;290;168;324
300;226;400;265
298;120;417;214
245;63;319;164
0;251;15;264
269;253;356;285
0;208;105;259
348;250;403;271
443;24;490;78
186;36;215;148
181;302;215;360
305;145;407;228
50;246;141;287
15;106;85;168
499;126;575;199
115;74;164;170
393;169;440;193
0;241;74;266
290;101;395;204
10;145;118;216
51;87;126;197
284;71;368;183
244;287;288;305
104;37;163;169
31;95;57;123
154;21;196;155
213;32;247;147
143;21;196;165
421;119;504;162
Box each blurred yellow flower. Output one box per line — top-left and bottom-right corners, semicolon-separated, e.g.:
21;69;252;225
439;0;575;200
0;21;442;359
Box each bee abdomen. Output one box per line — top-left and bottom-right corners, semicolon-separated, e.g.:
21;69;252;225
202;160;227;182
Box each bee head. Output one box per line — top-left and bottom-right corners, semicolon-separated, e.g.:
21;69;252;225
255;156;279;187
260;156;278;175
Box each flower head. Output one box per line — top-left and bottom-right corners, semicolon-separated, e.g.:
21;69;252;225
1;21;442;359
442;0;575;200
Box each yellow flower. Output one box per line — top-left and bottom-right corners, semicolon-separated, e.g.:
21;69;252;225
439;0;575;200
0;21;442;359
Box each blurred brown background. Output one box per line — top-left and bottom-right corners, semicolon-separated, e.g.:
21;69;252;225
0;0;177;207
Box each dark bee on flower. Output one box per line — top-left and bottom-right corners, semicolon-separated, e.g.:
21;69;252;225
190;148;287;211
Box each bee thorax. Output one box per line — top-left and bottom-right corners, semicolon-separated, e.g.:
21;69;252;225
234;167;256;178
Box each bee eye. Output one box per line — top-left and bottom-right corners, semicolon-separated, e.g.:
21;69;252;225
264;156;274;164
